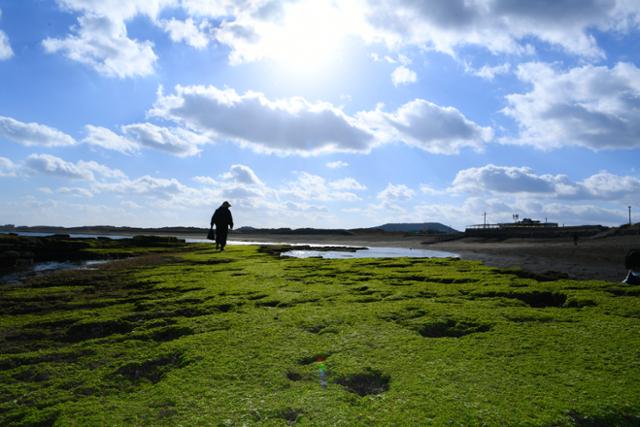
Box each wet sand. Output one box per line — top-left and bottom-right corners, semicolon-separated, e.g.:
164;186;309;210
228;232;639;283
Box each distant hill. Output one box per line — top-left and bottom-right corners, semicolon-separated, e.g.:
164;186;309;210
234;226;352;235
365;222;459;234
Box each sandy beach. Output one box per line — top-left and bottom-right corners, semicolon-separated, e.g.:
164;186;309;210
228;232;639;282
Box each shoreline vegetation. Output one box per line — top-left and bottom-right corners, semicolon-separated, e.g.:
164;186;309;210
2;222;638;282
0;235;639;425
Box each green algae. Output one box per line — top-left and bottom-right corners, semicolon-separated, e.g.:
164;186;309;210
1;243;640;426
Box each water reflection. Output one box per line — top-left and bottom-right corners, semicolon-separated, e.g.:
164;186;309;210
281;246;458;259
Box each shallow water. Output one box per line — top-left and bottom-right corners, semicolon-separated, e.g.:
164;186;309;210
0;260;108;283
2;232;458;259
281;246;458;259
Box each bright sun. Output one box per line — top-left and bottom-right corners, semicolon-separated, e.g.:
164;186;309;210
261;1;356;74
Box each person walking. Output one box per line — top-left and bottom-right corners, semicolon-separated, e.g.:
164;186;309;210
211;201;233;251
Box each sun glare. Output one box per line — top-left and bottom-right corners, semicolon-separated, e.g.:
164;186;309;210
262;1;355;75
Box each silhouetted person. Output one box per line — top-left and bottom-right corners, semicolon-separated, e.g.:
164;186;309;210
573;233;579;246
211;201;233;251
623;249;640;285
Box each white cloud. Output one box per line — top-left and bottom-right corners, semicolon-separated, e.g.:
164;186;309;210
281;172;361;202
0;31;12;60
0;8;11;60
364;0;640;59
42;0;640;77
391;65;417;86
193;176;217;186
0;116;76;147
329;177;366;191
53;0;173;21
451;165;560;194
161;18;210;49
151;85;492;156
122;123;207;157
83;125;139;154
503;62;640;150
0;156;16;177
96;175;190;198
326;160;349;169
580;171;640;200
359;99;493;154
450;164;640;202
43;14;157;78
466;62;511;80
78;160;126;179
25;154;93;180
377;183;415;202
221;164;265;186
25;154;124;181
150;85;374;155
59;186;94;197
419;184;443;195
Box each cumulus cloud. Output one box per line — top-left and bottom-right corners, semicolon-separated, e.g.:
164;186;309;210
0;30;11;60
365;0;640;58
465;62;511;80
83;125;139;154
59;186;94;197
25;154;124;181
25;154;92;180
0;9;11;60
193;176;217;186
53;0;173;21
451;165;560;194
0;156;16;177
95;175;189;198
43;0;640;77
150;85;492;156
150;85;374;155
391;65;417;86
281;172;361;201
328;177;366;191
122;123;207;157
0;116;76;147
377;183;415;201
359;99;493;154
326;160;348;169
43;14;157;78
450;164;640;201
221;164;265;186
503;62;640;150
161;18;210;49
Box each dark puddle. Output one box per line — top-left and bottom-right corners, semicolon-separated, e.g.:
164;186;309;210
149;326;194;342
114;351;188;384
418;319;491;338
493;268;570;282
0;260;109;284
276;408;303;425
473;291;568;308
335;368;390;396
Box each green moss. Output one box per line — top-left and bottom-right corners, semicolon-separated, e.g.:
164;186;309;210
1;243;639;426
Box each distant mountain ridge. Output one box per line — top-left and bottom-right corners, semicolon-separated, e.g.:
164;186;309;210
1;222;460;235
367;222;459;234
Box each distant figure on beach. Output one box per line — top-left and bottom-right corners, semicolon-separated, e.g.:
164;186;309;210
623;249;640;284
573;233;579;246
211;201;233;251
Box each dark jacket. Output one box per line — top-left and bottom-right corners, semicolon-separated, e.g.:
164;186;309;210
212;207;233;230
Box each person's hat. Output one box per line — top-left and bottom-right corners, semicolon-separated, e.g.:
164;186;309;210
222;201;231;207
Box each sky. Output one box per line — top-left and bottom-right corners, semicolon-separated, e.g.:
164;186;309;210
0;0;639;230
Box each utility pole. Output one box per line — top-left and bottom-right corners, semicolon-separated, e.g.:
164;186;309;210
483;212;487;228
629;206;632;226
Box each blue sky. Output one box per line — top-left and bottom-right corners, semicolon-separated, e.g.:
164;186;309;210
0;0;639;230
